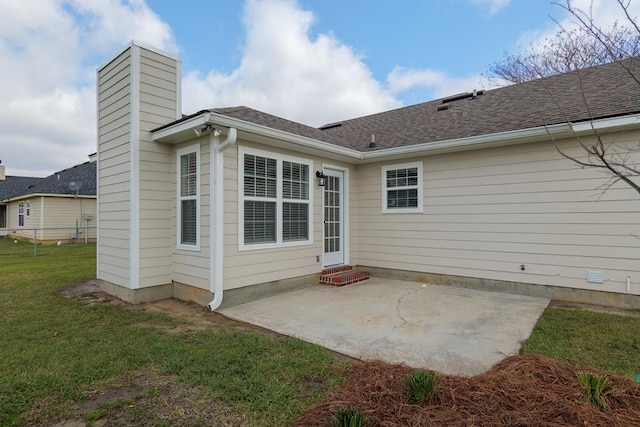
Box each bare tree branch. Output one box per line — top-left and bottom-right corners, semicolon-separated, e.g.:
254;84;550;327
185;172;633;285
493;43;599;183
488;1;640;84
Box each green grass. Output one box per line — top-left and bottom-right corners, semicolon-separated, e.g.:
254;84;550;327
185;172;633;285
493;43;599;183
3;238;640;425
0;239;346;426
522;306;640;378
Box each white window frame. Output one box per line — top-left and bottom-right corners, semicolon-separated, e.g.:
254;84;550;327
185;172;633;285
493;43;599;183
176;144;200;251
382;161;424;213
26;201;30;217
18;202;24;227
238;146;313;251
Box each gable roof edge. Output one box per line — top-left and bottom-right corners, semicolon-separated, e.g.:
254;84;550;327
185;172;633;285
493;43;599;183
152;111;364;161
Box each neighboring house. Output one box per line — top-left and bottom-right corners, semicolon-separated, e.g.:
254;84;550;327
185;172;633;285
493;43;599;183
96;41;640;310
0;159;97;242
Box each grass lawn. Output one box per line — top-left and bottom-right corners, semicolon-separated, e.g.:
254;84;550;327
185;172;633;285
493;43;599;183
2;238;640;426
522;305;640;378
0;239;346;426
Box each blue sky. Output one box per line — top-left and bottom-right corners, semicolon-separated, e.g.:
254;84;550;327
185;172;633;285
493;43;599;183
0;0;635;176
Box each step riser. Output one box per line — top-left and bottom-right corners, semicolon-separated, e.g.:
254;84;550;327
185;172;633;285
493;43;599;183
321;265;353;275
320;267;370;287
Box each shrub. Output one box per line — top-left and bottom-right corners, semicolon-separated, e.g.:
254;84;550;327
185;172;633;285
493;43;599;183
577;371;611;410
405;370;438;403
331;406;365;427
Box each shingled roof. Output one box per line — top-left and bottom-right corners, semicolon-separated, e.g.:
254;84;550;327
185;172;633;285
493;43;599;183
180;58;640;152
0;161;96;202
320;58;640;151
0;176;43;201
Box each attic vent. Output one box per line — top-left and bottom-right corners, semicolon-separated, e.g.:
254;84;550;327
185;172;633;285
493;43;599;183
319;122;342;130
437;105;449;112
441;90;484;104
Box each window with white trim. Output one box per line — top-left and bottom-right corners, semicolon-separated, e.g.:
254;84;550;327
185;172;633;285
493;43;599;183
26;201;30;217
177;144;200;249
239;147;312;249
382;162;423;213
18;202;24;227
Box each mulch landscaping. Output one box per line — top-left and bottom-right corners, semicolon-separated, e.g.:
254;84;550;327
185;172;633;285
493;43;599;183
294;353;640;426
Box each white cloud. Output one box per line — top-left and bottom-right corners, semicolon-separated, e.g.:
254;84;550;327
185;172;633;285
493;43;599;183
0;0;175;176
182;0;401;127
469;0;511;15
519;0;640;50
0;0;520;176
387;67;495;99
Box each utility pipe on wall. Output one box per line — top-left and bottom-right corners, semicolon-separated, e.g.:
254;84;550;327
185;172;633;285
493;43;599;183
208;127;237;311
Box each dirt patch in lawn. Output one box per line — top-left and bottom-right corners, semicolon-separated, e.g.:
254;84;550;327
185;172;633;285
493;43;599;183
295;353;640;426
25;371;250;427
60;279;274;335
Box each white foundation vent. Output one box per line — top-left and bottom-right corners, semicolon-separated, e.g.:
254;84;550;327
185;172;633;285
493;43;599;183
587;270;604;284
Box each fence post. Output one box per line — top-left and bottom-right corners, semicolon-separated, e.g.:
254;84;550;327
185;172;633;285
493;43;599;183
33;229;37;256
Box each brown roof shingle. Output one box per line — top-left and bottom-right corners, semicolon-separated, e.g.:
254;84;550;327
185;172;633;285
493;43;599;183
319;58;640;151
164;59;640;152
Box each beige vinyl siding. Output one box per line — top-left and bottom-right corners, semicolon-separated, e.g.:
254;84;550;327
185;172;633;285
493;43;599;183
136;47;179;288
5;199;31;240
41;196;97;242
171;138;211;289
357;132;640;295
97;48;132;287
220;140;357;290
170;137;359;292
2;196;96;242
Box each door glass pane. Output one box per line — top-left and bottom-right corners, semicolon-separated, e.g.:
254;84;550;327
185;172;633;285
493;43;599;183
324;174;341;255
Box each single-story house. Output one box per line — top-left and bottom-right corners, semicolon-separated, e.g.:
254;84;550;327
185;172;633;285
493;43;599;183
0;158;97;243
96;41;640;310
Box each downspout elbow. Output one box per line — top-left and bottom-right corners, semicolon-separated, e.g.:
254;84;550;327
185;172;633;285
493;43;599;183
207;127;238;312
219;127;237;152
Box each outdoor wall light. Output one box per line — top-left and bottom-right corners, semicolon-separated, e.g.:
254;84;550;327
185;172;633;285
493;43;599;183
316;170;327;187
194;124;220;137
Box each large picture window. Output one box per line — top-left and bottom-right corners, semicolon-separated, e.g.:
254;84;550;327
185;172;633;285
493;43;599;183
177;144;200;249
382;162;423;213
239;147;312;249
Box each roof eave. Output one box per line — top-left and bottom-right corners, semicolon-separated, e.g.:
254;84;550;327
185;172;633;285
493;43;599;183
151;112;640;164
359;122;573;162
1;193;96;203
152;111;363;161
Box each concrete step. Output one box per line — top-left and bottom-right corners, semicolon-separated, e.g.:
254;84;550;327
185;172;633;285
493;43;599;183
321;265;353;275
320;266;370;287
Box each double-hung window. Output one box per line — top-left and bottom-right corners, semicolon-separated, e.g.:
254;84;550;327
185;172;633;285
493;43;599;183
240;147;312;249
18;202;24;227
382;162;423;213
177;144;200;250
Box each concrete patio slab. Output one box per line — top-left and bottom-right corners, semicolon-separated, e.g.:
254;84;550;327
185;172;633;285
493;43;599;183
219;278;549;376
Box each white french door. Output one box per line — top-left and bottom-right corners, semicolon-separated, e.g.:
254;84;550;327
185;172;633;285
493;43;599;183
323;168;344;266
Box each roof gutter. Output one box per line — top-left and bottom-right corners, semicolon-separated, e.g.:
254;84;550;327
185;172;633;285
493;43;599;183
208;127;237;311
360;122;575;162
153;111;640;164
152;111;362;160
1;193;96;203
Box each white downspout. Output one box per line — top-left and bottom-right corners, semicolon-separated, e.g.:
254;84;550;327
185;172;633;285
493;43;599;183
208;127;237;311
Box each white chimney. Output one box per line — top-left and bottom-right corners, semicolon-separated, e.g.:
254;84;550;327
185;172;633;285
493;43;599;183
0;160;5;181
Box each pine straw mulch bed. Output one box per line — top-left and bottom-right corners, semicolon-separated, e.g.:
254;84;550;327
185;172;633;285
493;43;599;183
294;353;640;426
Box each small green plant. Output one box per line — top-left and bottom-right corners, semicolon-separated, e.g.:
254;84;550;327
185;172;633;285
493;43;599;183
331;406;365;427
577;371;611;410
405;370;438;403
